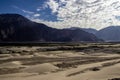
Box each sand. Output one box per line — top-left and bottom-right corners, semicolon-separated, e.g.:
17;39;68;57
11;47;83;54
0;43;120;80
22;63;59;74
0;61;24;68
67;63;120;80
0;59;120;80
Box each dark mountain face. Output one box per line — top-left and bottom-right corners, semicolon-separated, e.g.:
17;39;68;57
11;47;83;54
0;14;101;42
82;28;97;34
0;14;45;41
96;26;120;42
60;29;100;42
67;27;97;34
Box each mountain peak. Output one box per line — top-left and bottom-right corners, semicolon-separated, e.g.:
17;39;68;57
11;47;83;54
0;13;26;19
96;26;120;42
0;14;101;42
0;13;30;23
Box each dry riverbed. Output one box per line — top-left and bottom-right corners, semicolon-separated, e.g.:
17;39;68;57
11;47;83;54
0;43;120;80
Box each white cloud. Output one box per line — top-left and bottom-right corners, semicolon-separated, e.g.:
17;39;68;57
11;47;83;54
22;9;34;14
36;8;41;11
46;0;59;13
13;5;41;19
38;0;120;30
36;2;48;12
34;14;40;17
12;6;34;14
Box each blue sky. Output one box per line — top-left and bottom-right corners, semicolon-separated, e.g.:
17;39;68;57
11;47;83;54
0;0;58;21
1;0;120;30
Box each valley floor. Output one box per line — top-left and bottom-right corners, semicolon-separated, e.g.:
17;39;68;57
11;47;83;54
0;43;120;80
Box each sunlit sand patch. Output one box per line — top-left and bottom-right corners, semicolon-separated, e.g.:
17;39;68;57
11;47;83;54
0;61;24;68
22;63;59;74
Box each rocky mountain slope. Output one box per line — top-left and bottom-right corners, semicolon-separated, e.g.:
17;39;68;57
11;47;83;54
0;14;101;42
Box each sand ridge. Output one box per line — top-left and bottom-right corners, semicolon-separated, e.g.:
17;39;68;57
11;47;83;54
22;63;59;74
0;43;120;80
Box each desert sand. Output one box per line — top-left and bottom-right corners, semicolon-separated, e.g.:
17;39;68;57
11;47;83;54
0;43;120;80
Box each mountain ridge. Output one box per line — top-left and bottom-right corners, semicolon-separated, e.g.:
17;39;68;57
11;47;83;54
96;26;120;42
0;14;102;42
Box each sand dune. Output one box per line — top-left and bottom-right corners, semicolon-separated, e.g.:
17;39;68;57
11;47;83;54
67;63;120;80
22;63;59;74
0;61;24;68
1;59;120;80
0;43;120;80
